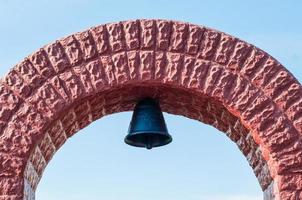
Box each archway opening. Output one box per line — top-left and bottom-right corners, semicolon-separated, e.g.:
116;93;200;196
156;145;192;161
35;110;262;200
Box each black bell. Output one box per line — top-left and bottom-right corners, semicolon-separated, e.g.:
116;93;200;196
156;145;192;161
125;98;172;150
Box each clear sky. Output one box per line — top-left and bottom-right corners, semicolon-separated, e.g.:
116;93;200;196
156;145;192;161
0;1;301;200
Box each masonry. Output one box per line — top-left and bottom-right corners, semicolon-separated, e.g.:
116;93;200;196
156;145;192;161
0;19;301;200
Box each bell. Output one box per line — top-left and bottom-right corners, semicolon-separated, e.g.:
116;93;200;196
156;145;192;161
125;98;172;149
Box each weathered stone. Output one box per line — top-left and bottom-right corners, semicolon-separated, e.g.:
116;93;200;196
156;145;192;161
127;51;140;80
1;19;302;200
139;51;154;80
29;49;55;78
0;178;23;195
156;20;172;50
75;30;98;60
90;25;109;54
100;56;116;85
123;20;140;50
107;22;125;52
44;42;70;73
60;36;83;65
170;22;188;52
112;52;130;83
227;40;252;71
186;25;204;55
198;29;221;60
214;35;237;65
165;52;184;83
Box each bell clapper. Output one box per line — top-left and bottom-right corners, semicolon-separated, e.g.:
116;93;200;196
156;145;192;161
146;136;153;150
146;143;152;150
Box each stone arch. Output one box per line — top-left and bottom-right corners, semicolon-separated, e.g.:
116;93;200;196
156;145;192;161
0;19;301;200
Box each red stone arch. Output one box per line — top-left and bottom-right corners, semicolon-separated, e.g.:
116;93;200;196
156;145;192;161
0;19;301;200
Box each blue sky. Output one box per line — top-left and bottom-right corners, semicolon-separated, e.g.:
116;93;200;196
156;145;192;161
0;1;301;200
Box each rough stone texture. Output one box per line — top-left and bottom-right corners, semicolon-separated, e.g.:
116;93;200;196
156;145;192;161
0;19;301;200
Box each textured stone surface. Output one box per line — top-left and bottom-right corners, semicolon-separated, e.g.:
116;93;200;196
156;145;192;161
0;19;301;200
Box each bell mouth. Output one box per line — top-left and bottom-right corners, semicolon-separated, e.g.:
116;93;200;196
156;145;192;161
124;132;172;149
